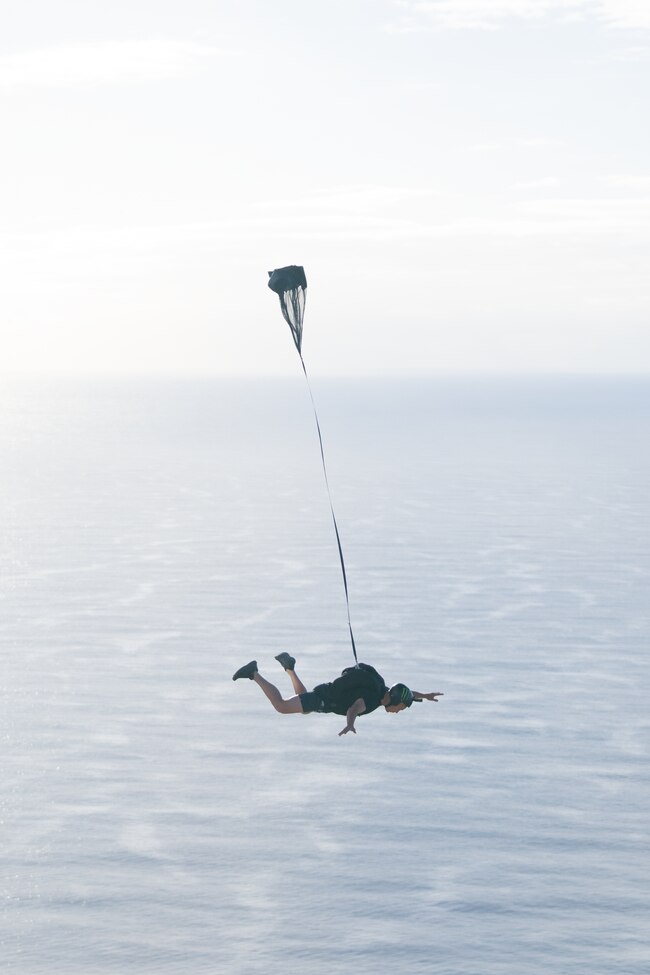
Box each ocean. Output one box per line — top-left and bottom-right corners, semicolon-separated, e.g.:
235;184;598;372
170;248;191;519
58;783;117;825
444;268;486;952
2;375;649;974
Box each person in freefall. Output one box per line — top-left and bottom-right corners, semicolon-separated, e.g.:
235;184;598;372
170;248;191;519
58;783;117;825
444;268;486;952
232;654;443;737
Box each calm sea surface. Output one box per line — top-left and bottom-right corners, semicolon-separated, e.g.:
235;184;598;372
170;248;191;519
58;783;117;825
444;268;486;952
2;376;649;974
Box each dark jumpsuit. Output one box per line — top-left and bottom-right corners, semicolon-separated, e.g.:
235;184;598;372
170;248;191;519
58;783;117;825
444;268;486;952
299;663;388;716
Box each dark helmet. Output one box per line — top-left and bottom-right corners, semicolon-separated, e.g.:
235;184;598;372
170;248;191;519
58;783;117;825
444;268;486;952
388;683;414;708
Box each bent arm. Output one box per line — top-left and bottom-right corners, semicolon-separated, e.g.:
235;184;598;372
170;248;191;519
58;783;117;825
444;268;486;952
338;697;366;736
412;691;444;702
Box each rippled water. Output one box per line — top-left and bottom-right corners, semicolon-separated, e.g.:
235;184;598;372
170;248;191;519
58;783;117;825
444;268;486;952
2;376;649;974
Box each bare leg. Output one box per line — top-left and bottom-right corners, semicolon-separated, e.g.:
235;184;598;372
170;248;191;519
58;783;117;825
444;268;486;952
286;668;308;696
253;673;303;714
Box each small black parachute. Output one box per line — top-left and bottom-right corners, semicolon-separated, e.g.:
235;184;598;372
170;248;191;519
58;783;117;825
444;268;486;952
268;265;307;355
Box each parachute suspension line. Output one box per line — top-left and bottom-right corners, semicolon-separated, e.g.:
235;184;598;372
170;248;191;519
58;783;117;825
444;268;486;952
298;352;359;665
268;264;359;666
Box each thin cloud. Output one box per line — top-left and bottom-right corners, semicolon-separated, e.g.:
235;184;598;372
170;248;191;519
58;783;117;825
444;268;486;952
603;42;650;60
391;0;590;32
249;192;650;241
512;176;561;190
597;0;650;29
468;136;563;154
391;0;650;31
4;193;649;270
0;38;231;87
601;173;650;190
515;195;650;235
259;184;440;213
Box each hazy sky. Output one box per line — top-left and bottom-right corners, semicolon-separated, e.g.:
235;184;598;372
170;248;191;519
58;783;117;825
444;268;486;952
2;0;649;375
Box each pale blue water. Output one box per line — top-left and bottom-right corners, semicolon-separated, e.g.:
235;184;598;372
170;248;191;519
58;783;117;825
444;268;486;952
2;376;649;974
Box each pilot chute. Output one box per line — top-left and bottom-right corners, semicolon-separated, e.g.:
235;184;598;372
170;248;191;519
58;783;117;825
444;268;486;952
267;265;307;355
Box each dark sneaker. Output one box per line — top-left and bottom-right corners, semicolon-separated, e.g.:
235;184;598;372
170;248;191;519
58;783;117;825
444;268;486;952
275;652;296;671
232;660;258;681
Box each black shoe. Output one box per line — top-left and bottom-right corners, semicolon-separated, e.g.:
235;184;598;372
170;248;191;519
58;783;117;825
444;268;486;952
275;652;296;671
232;660;258;681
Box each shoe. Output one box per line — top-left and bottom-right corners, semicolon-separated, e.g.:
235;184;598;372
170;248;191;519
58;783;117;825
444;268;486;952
232;660;258;681
274;652;296;671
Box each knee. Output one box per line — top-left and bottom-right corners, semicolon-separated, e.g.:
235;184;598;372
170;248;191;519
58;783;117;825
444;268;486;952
273;696;302;715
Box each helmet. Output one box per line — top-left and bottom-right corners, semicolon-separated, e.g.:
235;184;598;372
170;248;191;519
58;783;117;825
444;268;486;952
388;683;414;708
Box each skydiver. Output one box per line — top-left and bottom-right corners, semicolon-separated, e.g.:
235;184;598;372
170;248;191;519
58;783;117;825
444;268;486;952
232;654;443;737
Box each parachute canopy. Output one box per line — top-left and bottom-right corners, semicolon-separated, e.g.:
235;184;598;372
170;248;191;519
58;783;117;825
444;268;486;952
268;265;307;354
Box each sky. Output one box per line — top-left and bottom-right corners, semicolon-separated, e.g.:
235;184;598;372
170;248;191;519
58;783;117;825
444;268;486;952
2;0;649;375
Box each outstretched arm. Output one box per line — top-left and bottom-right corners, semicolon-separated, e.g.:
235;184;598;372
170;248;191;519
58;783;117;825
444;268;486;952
338;697;366;736
412;691;444;702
